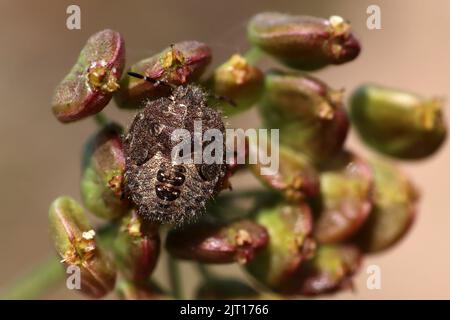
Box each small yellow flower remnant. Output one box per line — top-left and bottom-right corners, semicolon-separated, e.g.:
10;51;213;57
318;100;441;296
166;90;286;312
317;89;343;120
301;238;317;260
235;229;253;264
82;229;96;240
285;175;304;202
328;15;350;36
126;216;142;238
291;175;303;190
108;174;123;196
225;54;250;85
415;97;444;131
235;229;252;246
317;102;335;120
291;232;309;256
160;45;185;70
328;16;351;58
61;229;97;264
87;61;120;93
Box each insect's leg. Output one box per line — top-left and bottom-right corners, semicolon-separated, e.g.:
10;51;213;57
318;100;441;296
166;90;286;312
210;94;237;107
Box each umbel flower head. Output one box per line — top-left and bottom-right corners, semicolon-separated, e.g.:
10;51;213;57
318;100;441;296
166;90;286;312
46;11;445;299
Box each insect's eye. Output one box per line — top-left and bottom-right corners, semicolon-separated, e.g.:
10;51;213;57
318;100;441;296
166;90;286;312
198;163;218;181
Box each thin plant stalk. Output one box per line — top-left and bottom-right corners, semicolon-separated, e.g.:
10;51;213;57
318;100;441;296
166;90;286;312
167;255;183;299
244;46;263;65
0;256;64;300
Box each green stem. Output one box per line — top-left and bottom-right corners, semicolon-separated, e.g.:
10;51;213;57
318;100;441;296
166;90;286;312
167;255;183;299
0;256;64;300
94;112;109;127
197;264;213;280
243;46;263;65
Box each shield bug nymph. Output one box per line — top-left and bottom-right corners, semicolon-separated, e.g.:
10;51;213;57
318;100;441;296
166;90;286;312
123;72;228;225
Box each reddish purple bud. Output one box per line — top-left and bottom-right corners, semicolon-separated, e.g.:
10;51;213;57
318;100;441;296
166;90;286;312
48;196;116;298
52;29;125;122
208;54;264;115
116;41;211;109
81;123;130;220
313;151;373;243
260;70;349;164
286;244;362;296
166;219;269;264
245;203;316;292
248;12;360;70
113;212;161;282
249;143;320;201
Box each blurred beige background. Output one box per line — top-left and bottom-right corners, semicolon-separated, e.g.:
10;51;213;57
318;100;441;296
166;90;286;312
0;0;449;299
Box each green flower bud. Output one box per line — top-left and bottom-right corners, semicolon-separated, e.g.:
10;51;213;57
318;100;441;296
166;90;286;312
52;29;125;123
313;151;373;243
81;123;130;220
285;244;362;296
113;212;160;282
196;278;258;300
166;219;269;264
208;54;264;115
260;70;349;164
247;12;360;70
245;203;315;292
48;196;116;298
249;143;320;201
116;41;211;109
354;159;419;253
350;84;447;159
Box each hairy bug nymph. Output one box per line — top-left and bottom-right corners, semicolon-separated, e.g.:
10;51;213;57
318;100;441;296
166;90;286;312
123;72;229;225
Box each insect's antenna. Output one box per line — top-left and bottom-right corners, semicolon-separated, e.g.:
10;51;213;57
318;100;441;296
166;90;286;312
127;72;177;90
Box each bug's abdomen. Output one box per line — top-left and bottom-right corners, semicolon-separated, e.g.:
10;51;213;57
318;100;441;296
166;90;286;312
155;165;186;202
155;184;181;201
